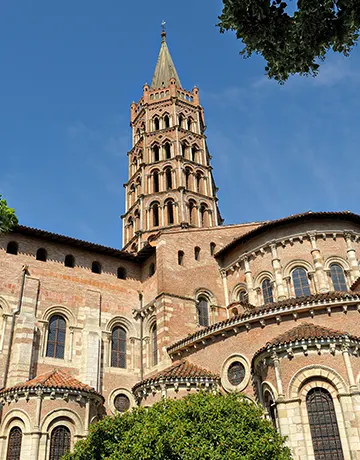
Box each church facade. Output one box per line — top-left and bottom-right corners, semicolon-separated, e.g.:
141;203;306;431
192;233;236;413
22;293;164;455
1;31;360;460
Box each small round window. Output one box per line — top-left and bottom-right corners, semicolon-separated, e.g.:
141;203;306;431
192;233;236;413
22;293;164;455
227;361;246;386
114;394;130;413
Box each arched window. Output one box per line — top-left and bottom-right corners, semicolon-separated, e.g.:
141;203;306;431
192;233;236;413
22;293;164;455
153;117;160;131
194;246;201;261
292;267;311;297
117;267;126;280
164;142;171;159
92;261;101;274
165;168;172;189
262;278;274;304
264;392;277;427
164;115;170;128
210;242;216;256
178;114;184;127
306;387;344;459
166;200;174;225
46;315;66;359
153;145;160;162
197;296;209;327
238;289;248;303
330;263;347;291
149;263;156;277
6;426;22;460
185;168;191;189
151;323;158;366
49;426;71;460
151;202;159;227
111;326;127;368
187;118;192;130
178;250;184;266
231;307;239;317
64;254;75;268
6;241;18;255
36;248;47;262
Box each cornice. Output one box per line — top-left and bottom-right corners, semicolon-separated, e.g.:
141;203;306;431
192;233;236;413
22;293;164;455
167;294;360;356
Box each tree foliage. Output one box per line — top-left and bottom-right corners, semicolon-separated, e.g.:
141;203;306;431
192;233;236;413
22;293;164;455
63;391;292;460
218;0;360;82
0;195;18;233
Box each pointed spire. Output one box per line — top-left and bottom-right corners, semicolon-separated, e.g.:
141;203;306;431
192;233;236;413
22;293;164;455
151;26;182;89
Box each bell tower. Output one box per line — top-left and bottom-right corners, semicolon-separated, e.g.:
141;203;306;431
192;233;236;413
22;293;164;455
122;29;222;251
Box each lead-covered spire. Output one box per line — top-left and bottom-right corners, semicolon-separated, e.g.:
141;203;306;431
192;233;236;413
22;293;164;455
151;29;182;89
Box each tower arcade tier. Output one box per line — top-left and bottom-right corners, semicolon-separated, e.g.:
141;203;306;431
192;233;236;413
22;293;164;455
122;30;222;251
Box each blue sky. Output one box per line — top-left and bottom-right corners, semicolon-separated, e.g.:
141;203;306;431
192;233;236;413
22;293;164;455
1;1;360;248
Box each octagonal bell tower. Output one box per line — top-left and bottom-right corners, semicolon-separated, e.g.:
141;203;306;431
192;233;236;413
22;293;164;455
122;29;222;252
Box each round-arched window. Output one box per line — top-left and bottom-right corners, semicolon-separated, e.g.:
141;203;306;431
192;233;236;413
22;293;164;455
227;361;246;386
114;394;130;413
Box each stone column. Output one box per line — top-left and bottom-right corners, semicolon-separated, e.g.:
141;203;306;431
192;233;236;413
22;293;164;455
342;339;356;390
244;257;257;305
270;244;286;300
31;390;43;460
221;271;230;314
308;233;329;292
344;233;360;282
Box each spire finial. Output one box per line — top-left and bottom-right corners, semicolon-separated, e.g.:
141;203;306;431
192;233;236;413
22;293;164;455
161;20;166;42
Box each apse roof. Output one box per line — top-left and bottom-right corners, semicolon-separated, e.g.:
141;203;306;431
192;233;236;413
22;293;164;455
0;369;100;396
215;211;360;258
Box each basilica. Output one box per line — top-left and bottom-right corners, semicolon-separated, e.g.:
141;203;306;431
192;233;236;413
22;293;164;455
1;30;360;460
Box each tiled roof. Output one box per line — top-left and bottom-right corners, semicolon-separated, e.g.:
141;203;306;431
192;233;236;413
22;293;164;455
167;291;360;354
0;369;99;395
133;360;219;390
215;211;360;257
10;225;155;262
266;322;354;348
351;277;360;292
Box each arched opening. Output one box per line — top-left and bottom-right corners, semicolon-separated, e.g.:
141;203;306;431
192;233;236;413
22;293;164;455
196;172;202;193
187;118;192;131
306;387;344;459
181;143;186;157
151;202;159;227
46;315;66;359
149;263;156;277
6;241;18;255
292;267;311;297
199;204;207;226
164;115;170;128
264;391;277;427
6;426;22;460
164;142;171;159
178;250;184;265
191;147;197;162
330;263;347;291
151;322;158;366
210;242;216;256
197;296;209;327
178;114;184;128
262;278;274;304
49;426;71;460
92;261;102;274
111;326;127;368
64;254;75;268
153;170;160;192
165;168;172;190
166;200;174;225
185;168;191;189
128;217;134;240
194;246;201;261
231;307;239;317
189;200;196;225
153;117;160;131
153;145;160;162
117;267;126;280
36;248;47;262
